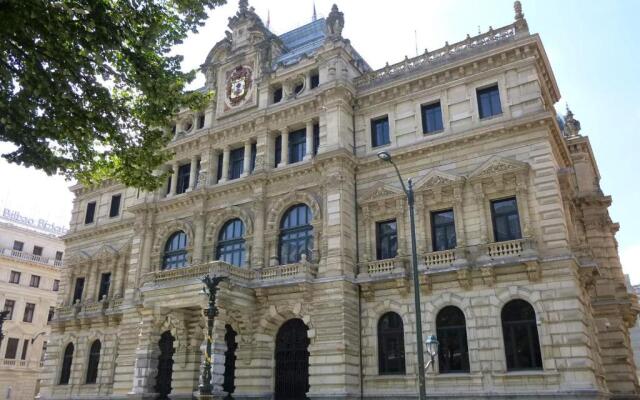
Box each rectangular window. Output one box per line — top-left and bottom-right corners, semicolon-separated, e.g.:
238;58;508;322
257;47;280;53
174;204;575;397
273;86;283;103
371;116;390;147
166;174;172;195
5;338;19;359
431;209;457;251
9;270;21;284
29;275;41;288
288;129;306;164
176;163;191;194
48;306;55;323
274;135;282;167
197;113;205;129
250;142;257;172
23;303;35;323
21;340;29;360
53;279;60;292
376;219;398;260
12;241;24;252
73;277;85;303
3;299;15;320
491;197;522;242
109;194;121;217
313;123;320;155
229;147;245;180
98;273;111;300
85;201;96;224
216;152;223;181
477;84;502;119
421;101;444;134
55;251;63;261
33;246;43;256
310;72;320;89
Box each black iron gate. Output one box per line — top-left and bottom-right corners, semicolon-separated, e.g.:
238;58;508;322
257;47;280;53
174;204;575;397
154;331;175;400
223;324;238;398
274;319;309;400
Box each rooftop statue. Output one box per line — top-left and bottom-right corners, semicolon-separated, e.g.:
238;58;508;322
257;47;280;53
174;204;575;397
326;4;344;39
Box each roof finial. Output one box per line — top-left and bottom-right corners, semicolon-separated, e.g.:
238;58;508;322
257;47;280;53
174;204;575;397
514;1;524;20
239;0;248;13
312;2;317;21
563;104;582;138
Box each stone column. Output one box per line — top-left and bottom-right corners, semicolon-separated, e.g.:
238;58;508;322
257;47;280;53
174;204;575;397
453;185;466;247
472;182;488;243
109;258;119;299
193;211;205;264
188;155;199;191
515;174;532;237
169;162;179;196
86;260;100;302
278;128;289;167
241;141;252;177
220;146;230;183
209;150;219;185
304;120;314;160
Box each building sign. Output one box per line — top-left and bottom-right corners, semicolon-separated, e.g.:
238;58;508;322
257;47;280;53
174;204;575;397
1;208;68;236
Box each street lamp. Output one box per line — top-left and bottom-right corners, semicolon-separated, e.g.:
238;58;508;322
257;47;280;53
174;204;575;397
377;150;427;400
199;274;227;397
425;335;439;371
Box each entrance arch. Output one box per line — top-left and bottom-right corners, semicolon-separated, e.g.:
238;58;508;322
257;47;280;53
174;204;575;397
154;331;175;399
274;319;310;400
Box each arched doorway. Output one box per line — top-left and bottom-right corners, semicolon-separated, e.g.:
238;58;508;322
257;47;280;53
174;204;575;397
223;324;237;399
154;331;175;400
274;319;309;400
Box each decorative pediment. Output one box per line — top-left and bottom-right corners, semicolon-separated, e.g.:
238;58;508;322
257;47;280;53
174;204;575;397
93;245;118;261
66;250;91;266
469;156;529;179
359;183;404;204
413;169;464;191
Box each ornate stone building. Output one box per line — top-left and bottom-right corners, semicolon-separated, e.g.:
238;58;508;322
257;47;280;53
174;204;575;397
39;2;639;399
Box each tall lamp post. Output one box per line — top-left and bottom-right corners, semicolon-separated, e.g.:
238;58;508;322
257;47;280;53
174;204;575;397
377;151;427;400
199;275;227;397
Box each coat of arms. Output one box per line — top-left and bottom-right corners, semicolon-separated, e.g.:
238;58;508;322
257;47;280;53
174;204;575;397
225;65;252;107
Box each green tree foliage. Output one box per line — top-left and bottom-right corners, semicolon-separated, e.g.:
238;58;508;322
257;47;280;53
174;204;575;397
0;0;225;190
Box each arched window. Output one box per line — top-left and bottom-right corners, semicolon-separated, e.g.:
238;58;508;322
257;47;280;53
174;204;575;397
59;343;74;385
216;219;245;267
162;231;188;270
377;312;405;375
436;306;469;373
85;340;101;384
279;204;313;264
502;299;542;370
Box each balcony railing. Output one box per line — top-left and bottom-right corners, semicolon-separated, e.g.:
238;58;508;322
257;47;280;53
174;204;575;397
424;249;457;267
358;258;406;278
0;358;43;369
485;238;534;259
0;247;63;267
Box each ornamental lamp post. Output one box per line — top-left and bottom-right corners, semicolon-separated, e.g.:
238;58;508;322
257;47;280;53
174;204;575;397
199;275;227;397
377;151;427;400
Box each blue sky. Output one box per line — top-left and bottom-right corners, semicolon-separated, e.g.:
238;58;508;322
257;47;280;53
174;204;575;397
1;0;638;280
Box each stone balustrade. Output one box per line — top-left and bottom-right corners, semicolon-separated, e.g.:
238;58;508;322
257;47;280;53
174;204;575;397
0;358;43;369
485;237;534;259
424;249;457;268
0;247;63;267
358;258;406;279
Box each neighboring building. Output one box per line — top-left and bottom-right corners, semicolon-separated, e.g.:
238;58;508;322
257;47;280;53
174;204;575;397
631;284;640;382
39;1;639;399
0;216;64;399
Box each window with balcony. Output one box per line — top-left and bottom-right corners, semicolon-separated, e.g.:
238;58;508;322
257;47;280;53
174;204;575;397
29;274;40;288
229;147;245;180
371;116;390;147
279;204;313;264
85;201;96;224
48;306;55;323
289;128;306;164
12;240;24;252
502;299;542;371
53;279;60;292
59;343;74;385
73;277;85;303
491;197;522;242
9;270;21;284
23;303;35;323
162;231;188;270
176;163;191;194
477;84;502;119
86;340;101;384
421;101;444;133
376;219;397;260
109;194;121;217
33;245;43;256
20;340;29;360
377;312;405;375
4;338;19;359
436;306;469;373
3;299;15;320
431;209;456;251
216;219;245;267
98;273;111;300
55;251;63;262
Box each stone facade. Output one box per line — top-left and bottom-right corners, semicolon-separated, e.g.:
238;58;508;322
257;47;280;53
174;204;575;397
0;219;64;400
39;2;639;399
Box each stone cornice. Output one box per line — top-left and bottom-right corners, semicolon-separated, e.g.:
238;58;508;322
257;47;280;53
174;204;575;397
63;219;134;242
